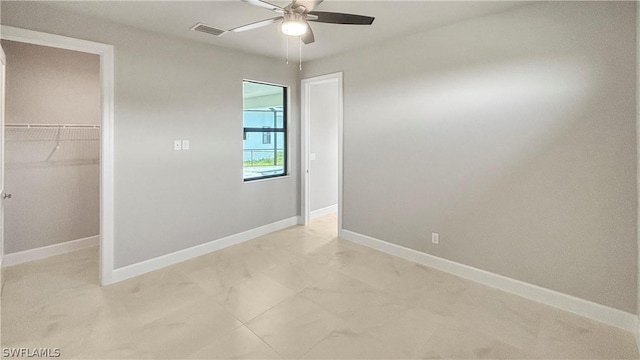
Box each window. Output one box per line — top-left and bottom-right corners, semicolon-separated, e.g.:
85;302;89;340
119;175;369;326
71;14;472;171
243;81;287;181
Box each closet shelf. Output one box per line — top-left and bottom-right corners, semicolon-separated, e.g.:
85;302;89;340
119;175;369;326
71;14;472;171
5;124;101;164
6;123;100;129
6;139;100;142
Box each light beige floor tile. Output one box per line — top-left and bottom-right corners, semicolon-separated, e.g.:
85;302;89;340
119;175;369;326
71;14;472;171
401;272;470;316
165;251;219;275
1;263;25;283
181;252;262;296
189;325;282;359
3;247;100;312
450;282;544;352
286;214;338;241
333;246;409;290
533;306;638;359
338;298;408;333
109;268;210;324
303;239;371;271
19;247;99;291
216;272;296;322
19;245;98;277
298;271;398;317
333;247;472;315
258;228;330;255
389;262;472;296
301;328;407;359
60;315;143;359
74;346;157;360
259;257;335;291
2;215;637;360
365;306;445;358
245;295;343;358
419;320;529;359
120;296;243;359
1;276;26;321
213;238;286;272
3;283;134;358
321;289;444;358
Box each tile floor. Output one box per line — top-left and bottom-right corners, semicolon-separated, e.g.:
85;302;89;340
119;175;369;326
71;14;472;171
1;214;638;359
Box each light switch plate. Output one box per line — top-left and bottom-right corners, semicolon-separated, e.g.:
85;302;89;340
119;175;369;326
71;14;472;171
174;140;182;151
182;140;190;150
310;153;316;161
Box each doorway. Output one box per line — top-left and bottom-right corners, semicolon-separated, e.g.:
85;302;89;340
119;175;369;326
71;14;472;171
0;26;115;285
2;39;101;268
0;44;5;277
301;72;343;234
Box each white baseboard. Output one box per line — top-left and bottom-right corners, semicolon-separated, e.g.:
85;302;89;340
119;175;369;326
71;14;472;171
2;235;100;267
112;216;300;283
635;318;640;355
341;229;636;332
311;204;338;220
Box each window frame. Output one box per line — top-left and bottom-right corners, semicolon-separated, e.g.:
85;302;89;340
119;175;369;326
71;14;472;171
262;128;271;145
242;80;288;182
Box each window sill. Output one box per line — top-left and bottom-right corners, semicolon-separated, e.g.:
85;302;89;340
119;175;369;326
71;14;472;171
244;175;291;184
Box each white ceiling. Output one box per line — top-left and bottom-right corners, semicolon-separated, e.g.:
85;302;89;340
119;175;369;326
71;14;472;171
39;1;530;61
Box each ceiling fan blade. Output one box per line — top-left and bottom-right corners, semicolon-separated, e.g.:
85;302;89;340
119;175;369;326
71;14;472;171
308;11;375;25
229;16;283;32
301;25;315;44
293;0;324;12
241;0;286;13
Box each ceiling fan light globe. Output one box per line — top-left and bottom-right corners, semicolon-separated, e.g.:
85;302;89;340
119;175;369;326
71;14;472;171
281;20;308;36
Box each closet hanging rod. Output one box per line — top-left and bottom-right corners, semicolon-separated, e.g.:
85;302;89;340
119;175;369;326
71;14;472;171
5;123;101;129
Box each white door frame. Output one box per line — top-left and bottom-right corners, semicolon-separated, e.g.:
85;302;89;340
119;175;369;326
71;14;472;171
0;26;116;285
0;44;5;271
300;72;344;235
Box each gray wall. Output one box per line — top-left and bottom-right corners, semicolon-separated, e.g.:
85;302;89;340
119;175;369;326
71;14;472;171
2;40;100;253
1;2;300;268
302;1;637;313
3;40;100;125
309;80;339;212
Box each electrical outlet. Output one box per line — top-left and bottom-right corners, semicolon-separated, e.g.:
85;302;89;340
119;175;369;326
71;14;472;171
182;140;190;150
432;233;439;245
174;140;182;151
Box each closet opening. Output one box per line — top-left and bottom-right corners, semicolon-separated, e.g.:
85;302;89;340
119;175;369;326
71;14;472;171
1;39;102;284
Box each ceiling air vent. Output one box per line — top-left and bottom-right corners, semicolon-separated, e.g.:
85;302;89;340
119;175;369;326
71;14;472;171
190;23;227;37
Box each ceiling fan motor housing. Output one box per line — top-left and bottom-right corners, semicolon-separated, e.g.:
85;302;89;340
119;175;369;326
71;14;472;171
285;11;307;22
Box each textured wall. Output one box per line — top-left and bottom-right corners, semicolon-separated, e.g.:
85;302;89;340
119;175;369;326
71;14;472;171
3;40;100;125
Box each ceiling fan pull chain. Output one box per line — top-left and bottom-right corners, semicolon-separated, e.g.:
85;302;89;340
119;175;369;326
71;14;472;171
299;36;302;71
286;36;289;64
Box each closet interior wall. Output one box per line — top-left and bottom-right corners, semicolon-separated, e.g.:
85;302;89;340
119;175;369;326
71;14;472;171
2;40;100;254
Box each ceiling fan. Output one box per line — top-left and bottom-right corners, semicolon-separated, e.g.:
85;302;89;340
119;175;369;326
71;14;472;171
229;0;375;45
